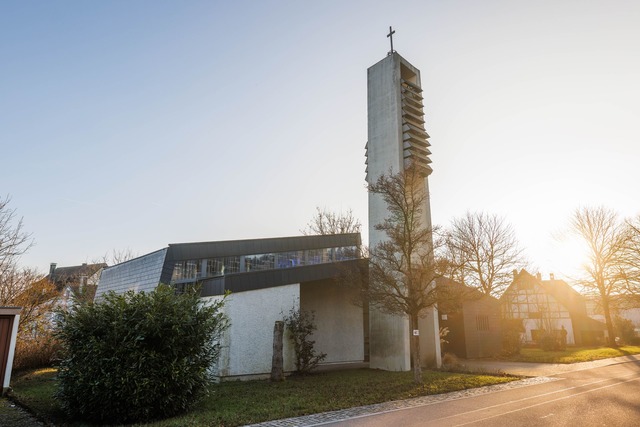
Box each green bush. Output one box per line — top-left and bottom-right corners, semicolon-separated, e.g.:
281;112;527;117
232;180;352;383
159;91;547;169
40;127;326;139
283;307;326;375
54;285;228;424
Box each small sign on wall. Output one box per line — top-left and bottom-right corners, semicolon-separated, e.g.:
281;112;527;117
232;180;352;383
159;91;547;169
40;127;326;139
441;314;448;321
413;329;419;336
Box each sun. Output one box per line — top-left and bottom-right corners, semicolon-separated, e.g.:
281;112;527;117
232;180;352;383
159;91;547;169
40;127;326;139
542;234;591;282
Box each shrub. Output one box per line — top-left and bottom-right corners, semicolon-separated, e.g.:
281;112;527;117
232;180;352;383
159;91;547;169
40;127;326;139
441;352;463;371
501;318;524;356
439;326;450;348
538;330;566;351
538;333;557;351
283;307;326;375
12;335;60;371
54;285;228;424
614;316;638;345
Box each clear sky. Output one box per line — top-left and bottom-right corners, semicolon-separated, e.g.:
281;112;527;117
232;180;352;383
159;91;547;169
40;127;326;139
2;0;639;281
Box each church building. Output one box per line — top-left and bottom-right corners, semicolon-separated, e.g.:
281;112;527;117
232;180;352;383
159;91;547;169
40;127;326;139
96;234;366;380
95;32;441;378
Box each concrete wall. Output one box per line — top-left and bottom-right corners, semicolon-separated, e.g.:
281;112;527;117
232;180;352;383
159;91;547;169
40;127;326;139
300;279;364;364
208;284;299;379
419;306;441;366
369;311;411;370
367;53;411;372
367;53;404;247
95;248;167;300
210;280;366;379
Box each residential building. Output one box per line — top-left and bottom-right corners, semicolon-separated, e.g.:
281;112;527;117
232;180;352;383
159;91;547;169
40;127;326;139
501;270;607;346
47;262;106;309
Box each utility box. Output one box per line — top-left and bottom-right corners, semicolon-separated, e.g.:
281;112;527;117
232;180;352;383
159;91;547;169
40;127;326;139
0;307;21;395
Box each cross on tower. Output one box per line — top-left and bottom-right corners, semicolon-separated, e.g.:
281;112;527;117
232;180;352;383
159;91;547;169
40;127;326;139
387;26;395;55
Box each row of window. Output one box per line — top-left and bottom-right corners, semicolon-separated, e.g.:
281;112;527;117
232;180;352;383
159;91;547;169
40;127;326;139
171;246;358;282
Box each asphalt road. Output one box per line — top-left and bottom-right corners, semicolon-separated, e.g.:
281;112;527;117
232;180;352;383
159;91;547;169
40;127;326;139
324;358;640;426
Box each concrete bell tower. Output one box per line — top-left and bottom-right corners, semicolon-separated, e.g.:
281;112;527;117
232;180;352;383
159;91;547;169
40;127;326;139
365;50;441;370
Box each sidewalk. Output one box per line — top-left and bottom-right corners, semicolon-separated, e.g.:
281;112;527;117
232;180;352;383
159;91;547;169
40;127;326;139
459;353;640;377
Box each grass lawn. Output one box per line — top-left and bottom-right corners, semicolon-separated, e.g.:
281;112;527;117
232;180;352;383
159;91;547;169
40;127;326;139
10;368;516;426
498;345;640;364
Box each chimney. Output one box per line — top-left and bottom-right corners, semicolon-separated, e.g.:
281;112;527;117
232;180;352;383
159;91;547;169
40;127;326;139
49;263;57;276
536;272;542;280
550;273;555;280
512;269;518;279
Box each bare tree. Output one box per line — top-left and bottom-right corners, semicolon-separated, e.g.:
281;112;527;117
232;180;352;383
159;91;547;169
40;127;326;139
0;195;33;278
0;197;59;336
363;164;449;384
443;211;526;297
95;248;138;266
570;206;629;346
301;207;362;236
9;269;58;336
620;216;640;300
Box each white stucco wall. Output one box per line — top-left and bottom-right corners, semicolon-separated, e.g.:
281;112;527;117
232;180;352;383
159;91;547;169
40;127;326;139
300;280;364;364
206;284;299;379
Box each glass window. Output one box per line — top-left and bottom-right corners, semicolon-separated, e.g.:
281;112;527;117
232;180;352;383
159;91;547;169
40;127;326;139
245;254;275;271
171;260;200;282
224;257;240;274
206;259;224;276
305;249;321;265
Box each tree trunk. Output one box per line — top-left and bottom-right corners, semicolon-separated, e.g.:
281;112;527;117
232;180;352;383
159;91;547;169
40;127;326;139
601;295;617;347
410;313;422;384
271;321;284;381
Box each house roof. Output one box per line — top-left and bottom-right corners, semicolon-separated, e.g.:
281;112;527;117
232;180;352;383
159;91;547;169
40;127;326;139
47;263;107;289
436;276;499;313
501;270;584;307
539;278;588;316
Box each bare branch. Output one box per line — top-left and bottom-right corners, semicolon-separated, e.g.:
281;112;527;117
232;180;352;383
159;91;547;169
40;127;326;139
443;211;526;297
0;195;34;277
301;207;362;236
